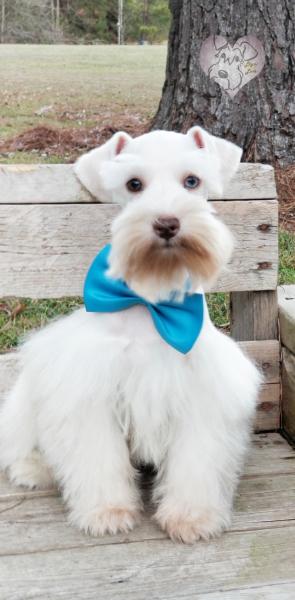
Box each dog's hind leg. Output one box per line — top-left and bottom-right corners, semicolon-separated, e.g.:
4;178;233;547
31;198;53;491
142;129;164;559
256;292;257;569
0;374;55;489
7;449;55;489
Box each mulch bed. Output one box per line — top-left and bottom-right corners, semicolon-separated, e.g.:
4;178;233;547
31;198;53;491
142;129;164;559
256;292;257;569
0;123;294;232
275;165;295;232
0;116;147;160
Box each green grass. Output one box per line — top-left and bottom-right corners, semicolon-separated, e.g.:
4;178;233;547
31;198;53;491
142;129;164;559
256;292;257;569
206;293;230;329
279;230;295;285
0;298;83;353
0;151;66;164
0;44;167;147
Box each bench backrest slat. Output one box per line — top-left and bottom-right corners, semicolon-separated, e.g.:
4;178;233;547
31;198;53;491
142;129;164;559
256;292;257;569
0;163;276;203
0;163;278;298
0;200;278;298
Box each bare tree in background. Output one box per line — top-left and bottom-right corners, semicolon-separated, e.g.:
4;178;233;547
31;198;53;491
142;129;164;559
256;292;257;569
0;0;170;44
1;0;5;44
55;0;60;32
152;0;295;165
1;0;62;43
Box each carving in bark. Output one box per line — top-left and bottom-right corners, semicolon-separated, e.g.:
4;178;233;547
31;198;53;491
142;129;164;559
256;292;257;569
152;0;295;165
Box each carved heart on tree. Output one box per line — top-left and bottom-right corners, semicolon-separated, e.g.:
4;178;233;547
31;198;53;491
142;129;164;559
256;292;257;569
200;35;265;98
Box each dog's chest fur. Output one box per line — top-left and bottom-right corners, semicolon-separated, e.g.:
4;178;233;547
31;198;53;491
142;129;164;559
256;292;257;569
100;306;197;465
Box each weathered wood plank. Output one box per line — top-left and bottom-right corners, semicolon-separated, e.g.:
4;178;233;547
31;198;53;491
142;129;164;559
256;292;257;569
0;200;278;298
191;583;295;599
0;525;294;599
248;432;295;475
243;449;294;477
0;164;92;205
0;163;277;204
0;471;294;556
282;347;295;442
231;291;278;341
0;434;294;599
0;341;281;431
278;284;295;354
255;383;280;431
240;340;280;383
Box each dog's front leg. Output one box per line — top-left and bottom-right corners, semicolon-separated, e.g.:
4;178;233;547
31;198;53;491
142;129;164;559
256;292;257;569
153;417;247;543
53;403;141;536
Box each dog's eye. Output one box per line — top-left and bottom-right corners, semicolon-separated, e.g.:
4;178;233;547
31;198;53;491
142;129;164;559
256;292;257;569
235;56;240;62
126;178;143;193
183;175;201;190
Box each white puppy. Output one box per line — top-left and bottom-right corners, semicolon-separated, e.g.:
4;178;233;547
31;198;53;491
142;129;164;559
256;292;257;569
0;127;261;543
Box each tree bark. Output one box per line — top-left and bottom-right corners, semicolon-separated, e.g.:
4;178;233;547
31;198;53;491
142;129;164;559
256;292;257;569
152;0;295;165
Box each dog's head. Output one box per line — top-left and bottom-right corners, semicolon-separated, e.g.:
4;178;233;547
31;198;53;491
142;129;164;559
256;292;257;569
208;37;259;92
75;127;242;302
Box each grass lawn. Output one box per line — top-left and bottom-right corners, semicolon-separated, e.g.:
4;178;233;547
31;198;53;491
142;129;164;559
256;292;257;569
0;44;294;352
0;44;166;141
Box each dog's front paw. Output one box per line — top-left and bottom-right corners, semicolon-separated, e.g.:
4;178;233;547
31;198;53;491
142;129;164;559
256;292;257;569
71;506;141;537
155;507;229;544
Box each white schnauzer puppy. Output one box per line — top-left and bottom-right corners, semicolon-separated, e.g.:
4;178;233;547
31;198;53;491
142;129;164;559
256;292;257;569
0;127;261;543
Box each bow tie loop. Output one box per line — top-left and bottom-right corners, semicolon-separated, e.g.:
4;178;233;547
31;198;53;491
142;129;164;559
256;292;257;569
84;244;204;354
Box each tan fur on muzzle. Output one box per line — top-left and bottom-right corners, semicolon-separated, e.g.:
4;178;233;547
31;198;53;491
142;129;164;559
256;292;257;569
124;236;220;286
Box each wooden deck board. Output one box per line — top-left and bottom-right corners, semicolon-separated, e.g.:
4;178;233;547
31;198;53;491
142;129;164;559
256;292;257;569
1;527;295;599
0;433;294;599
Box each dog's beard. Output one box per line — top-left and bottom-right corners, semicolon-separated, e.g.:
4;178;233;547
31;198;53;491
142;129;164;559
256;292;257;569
125;237;217;293
108;209;233;303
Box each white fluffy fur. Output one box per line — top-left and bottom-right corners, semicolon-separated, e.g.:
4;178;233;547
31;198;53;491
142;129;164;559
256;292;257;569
0;127;261;543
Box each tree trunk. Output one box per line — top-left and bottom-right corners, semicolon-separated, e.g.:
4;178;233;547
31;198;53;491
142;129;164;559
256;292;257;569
152;0;295;165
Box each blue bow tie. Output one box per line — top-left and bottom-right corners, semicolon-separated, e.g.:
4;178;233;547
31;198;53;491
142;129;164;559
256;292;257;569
83;244;204;354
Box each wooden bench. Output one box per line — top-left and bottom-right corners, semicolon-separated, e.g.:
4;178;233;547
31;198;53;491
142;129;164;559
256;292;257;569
0;162;294;599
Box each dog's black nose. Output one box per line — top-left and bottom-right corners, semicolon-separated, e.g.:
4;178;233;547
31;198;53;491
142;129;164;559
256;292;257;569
153;217;180;240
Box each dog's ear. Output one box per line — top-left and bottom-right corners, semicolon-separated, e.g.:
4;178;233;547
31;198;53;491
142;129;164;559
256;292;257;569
187;126;242;197
74;131;132;201
238;41;258;61
213;35;228;52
